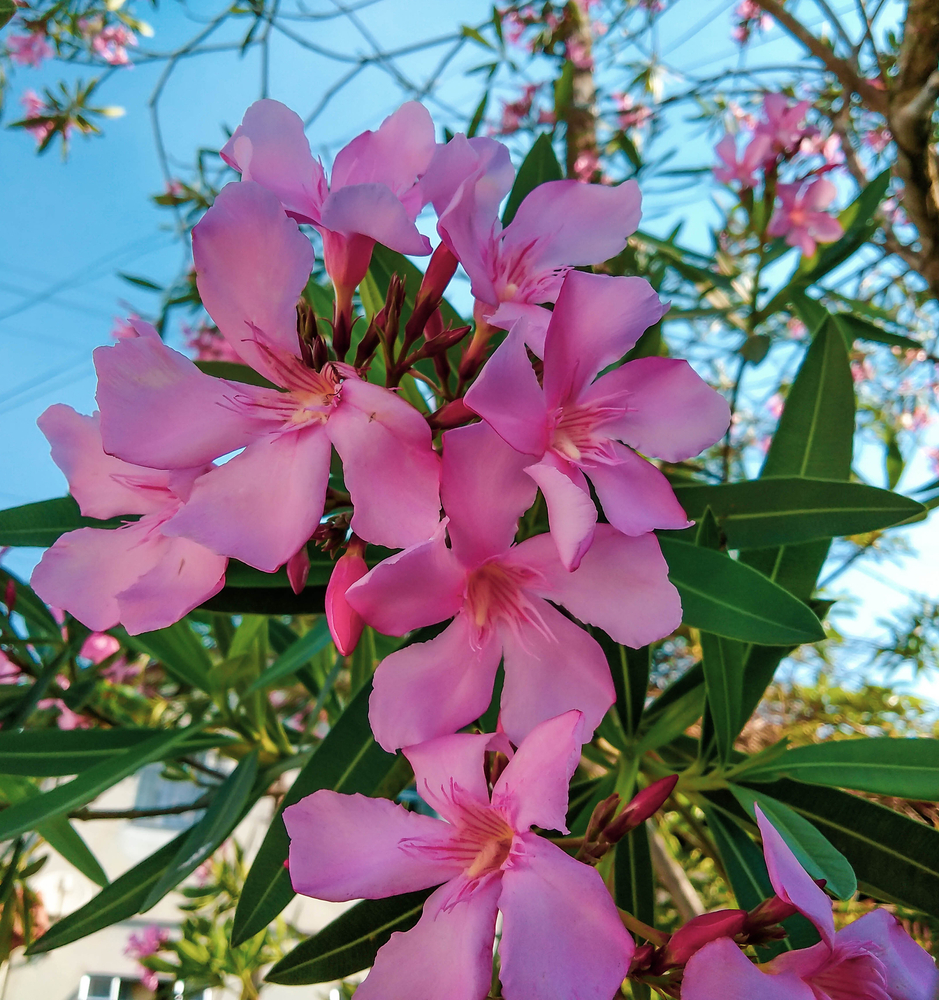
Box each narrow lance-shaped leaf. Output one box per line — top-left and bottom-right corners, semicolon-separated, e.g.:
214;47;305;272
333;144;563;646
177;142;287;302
612;824;655;928
502;133;563;225
115;620;213;692
244;616;333;694
0;496;131;548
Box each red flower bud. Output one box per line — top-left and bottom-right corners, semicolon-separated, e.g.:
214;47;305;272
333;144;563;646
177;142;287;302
325;540;369;655
604;774;678;843
656;909;748;971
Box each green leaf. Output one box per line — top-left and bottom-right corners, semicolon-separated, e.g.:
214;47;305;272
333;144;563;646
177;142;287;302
612;825;654;928
748;778;939;916
673;478;923;550
231;680;405;946
0;567;61;638
244;617;333;694
0;496;130;548
741;737;939;799
118;273;162;291
729;785;856;899
502;134;563;226
597;630;649;738
0;724;202;842
828;311;923;352
266;889;432;984
700;631;743;765
200;585;327;616
658;537;825;645
194;360;278;389
26;830;190;953
141;751;260;911
0;728;230;776
37;814;109;887
116;621;213;692
636;677;706;754
0;0;16;30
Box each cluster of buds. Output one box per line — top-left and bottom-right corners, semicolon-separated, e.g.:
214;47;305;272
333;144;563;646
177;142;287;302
577;775;679;865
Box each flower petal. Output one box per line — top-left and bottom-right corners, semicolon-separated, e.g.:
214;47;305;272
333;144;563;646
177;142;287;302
320;183;432;256
499;600;613;746
585;444;691;536
586;357;730;462
220;99;326;224
422;133;514;220
486;302;552;355
192;181;315;377
369;614;502;752
441;422;538;568
327;376;441;548
514;524;681;648
542;271;668;409
524;455;597;571
345;530;465;636
499;833;633;1000
492;711;585;835
163;429;330;573
355;877;500;1000
682;937;814;1000
284;790;462;901
405;731;500;824
94;336;260;470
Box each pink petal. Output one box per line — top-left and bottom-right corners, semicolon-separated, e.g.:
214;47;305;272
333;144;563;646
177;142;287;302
837;910;939;1000
327;377;441;548
436;183;499;305
422;133;514;219
355;877;500;1000
463;329;548;457
116;534;226;635
321;184;432;257
441;422;537;569
345;531;465;636
804;177;836;211
405;731;499;824
514;524;682;648
485;302;552;355
808;213;844;244
94;336;260;470
284;790;462;901
325;550;368;655
37;405;170;519
499;833;633;1000
543;271;668;409
192;181;315;378
368;614;502;752
502;178;642;275
755;805;836;948
499;600;613;746
586;357;731;462
220;99;327;224
682;937;814;1000
584;444;691;536
492;711;585;835
523;455;597;571
163;429;331;572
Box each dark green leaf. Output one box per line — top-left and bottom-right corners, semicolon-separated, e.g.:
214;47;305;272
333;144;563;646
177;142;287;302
658;537;825;645
0;497;131;548
829;311;923;352
244;617;333;695
194;361;278;389
673;478;923;550
116;621;213;692
597;630;649;738
37;815;109;887
0;567;60;638
118;273;162;291
741;737;939;799
502;134;563;226
0;0;16;30
612;825;654;928
200;585;327;616
700;631;743;765
141;751;260;911
266;889;433;984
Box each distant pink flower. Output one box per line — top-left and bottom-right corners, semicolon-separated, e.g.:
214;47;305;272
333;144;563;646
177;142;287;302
38;697;88;730
766;393;784;420
767;179;844;256
799;131;843;166
7;31;52;67
19;89;63;146
787;317;808;339
683;807;939;1000
863;127;892;154
221;100;436;319
566;37;594;70
0;651;22;682
465;270;730;569
614;93;652;131
713;132;772;187
126;925;169;993
91;24;137;65
79;632;120;664
347;421;681;751
284;712;634;1000
182;321;241;362
573;149;601;181
496;84;539;135
30;404;227;635
755;94;812;159
94;182;441;571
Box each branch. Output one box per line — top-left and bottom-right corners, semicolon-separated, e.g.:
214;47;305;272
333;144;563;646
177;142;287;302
69;799;209;821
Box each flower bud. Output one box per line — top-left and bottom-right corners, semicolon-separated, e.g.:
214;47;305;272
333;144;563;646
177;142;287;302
603;774;678;844
404;244;459;346
286;547;311;595
655;909;747;971
325;540;369;656
427;398;476;430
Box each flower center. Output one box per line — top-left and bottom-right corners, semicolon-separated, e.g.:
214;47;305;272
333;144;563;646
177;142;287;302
808;947;890;1000
549;401;624;465
464;559;553;648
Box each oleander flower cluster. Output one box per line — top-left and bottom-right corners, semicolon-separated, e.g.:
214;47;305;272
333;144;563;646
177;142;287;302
29;100;936;999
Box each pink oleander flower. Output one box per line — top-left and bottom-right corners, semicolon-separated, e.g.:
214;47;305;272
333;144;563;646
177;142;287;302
574;149;602;182
346;420;681;751
79;632;120;664
799;131;843;166
465;270;730;570
93;182;441;571
754;94;812;160
0;651;22;682
182;321;242;362
496;83;540;135
19;89;64;146
424;134;643;351
767;179;844;256
863;126;892;154
713;132;772;188
38;697;88;730
220;99;435;320
614;93;652;131
91;24;137;66
7;30;52;67
126;924;169;993
30;402;227;635
682;807;939;999
284;711;634;1000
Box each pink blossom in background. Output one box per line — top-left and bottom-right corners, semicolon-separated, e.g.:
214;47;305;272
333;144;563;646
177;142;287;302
30;404;227;635
79;632;120;664
496;84;539;135
182;321;241;362
90;24;137;65
767;179;844;256
7;30;52;67
682;807;939;999
566;37;594;71
284;712;634;1000
0;651;22;682
755;94;813;159
37;697;88;730
465;270;730;570
94;182;441;570
126;925;169;993
713;132;772;187
863;126;893;154
614;93;652;131
220;99;435;317
19;89;63;146
347;421;681;751
573;149;602;182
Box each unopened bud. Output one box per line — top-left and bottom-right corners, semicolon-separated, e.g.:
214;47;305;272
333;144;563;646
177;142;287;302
427;324;472;354
325;539;369;656
354;316;382;369
404;244;459;346
743;893;799;934
311;335;329;371
286;547;311;596
3;578;15;615
654;909;747;972
380;274;406;349
603;775;678;844
584;793;621;845
427;398;477;430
